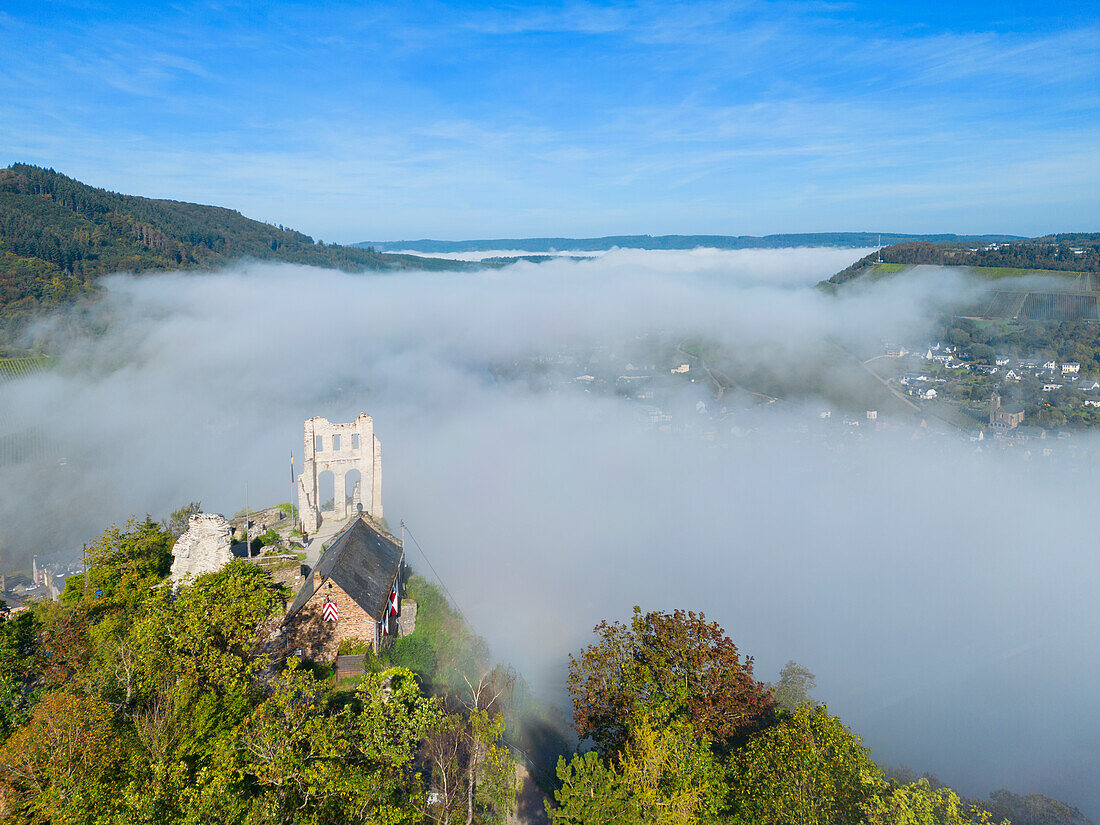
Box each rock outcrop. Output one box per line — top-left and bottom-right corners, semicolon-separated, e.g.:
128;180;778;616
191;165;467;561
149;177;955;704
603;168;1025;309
170;513;233;586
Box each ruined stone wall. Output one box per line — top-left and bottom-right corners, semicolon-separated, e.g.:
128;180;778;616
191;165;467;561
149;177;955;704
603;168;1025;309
170;513;233;587
297;414;383;535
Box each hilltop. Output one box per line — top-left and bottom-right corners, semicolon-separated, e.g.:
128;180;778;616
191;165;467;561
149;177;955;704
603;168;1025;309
820;236;1100;291
0;164;470;341
358;232;1021;254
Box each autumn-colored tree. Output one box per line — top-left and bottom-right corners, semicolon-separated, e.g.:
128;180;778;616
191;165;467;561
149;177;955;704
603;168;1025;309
567;607;773;755
727;704;879;825
0;691;122;823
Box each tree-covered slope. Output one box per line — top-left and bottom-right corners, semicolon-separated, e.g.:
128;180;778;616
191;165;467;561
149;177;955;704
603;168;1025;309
0;164;467;337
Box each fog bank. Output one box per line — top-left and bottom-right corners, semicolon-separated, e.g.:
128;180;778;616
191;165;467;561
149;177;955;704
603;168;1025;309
1;247;1096;813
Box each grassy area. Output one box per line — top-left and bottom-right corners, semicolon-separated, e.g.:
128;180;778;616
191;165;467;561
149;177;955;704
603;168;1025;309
870;262;906;274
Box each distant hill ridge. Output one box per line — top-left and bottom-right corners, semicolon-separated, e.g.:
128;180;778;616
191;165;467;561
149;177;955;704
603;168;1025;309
358;233;1023;254
0;164;469;341
820;237;1100;290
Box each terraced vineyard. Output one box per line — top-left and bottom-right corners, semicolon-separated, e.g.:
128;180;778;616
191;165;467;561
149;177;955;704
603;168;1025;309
0;355;52;382
973;289;1100;322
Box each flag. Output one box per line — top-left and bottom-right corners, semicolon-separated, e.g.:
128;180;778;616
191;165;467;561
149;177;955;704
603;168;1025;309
381;615;388;636
290;452;295;484
389;578;399;617
322;600;338;622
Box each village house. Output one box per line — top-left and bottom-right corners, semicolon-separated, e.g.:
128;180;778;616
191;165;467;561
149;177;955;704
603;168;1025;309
1043;383;1063;392
1062;362;1081;375
282;514;409;661
995;356;1011;366
1042;360;1058;372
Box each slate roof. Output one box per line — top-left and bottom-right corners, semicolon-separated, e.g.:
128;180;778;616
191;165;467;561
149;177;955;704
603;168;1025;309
285;515;402;623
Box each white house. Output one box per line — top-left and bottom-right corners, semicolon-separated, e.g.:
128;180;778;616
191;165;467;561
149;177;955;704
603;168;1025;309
1062;362;1081;375
1042;360;1057;372
995;356;1011;366
1004;369;1021;381
1043;383;1063;392
670;364;691;374
919;388;938;400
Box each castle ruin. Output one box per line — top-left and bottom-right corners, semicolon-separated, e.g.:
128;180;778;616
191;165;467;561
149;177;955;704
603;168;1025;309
297;414;382;535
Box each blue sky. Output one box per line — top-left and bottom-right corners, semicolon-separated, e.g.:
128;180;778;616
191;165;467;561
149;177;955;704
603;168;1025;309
1;0;1099;241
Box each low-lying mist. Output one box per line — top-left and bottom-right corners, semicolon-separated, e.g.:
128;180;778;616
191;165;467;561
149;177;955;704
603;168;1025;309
1;247;1096;813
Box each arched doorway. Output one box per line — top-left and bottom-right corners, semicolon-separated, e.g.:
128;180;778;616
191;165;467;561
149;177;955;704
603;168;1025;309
318;470;335;514
345;468;363;514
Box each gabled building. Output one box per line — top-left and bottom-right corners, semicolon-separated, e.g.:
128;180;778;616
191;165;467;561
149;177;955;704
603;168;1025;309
989;392;1024;431
283;514;407;660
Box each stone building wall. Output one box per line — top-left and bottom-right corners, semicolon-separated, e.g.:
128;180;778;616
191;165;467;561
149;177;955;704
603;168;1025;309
284;576;411;661
297;414;383;535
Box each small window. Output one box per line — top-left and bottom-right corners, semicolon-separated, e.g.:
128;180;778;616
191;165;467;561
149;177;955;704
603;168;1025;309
315;435;323;451
352;433;360;450
333;434;341;451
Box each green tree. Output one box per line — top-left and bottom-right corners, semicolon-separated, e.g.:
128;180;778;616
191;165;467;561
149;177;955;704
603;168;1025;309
772;660;817;712
862;778;1004;825
549;751;636;825
727;704;878;825
233;662;440;824
165;501;202;538
549;716;723;825
0;612;41;744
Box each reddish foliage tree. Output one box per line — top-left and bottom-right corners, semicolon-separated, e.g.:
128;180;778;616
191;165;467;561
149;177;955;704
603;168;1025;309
567;607;774;755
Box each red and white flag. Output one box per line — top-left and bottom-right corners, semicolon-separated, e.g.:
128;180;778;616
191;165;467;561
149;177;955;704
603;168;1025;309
389;579;399;617
322;600;338;622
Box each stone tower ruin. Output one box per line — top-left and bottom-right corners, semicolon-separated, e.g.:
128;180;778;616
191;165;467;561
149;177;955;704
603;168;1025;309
297;414;382;534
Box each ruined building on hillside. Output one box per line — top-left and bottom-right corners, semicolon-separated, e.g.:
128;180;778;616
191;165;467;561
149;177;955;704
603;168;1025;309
297;414;383;535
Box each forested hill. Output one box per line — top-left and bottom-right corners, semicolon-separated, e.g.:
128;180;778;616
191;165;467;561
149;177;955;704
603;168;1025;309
821;236;1100;289
0;164;467;335
359;232;1022;254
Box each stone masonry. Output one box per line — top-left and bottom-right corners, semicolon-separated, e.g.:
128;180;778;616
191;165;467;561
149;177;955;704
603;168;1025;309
297;414;383;535
170;513;233;586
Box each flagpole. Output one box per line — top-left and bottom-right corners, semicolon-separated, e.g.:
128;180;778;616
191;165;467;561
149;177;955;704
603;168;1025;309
245;482;250;557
